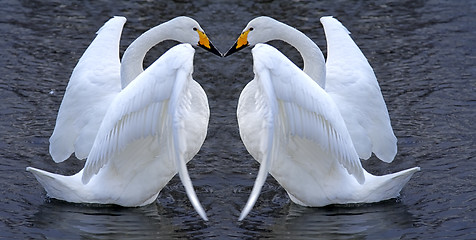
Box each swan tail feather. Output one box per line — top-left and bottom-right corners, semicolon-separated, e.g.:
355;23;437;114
26;167;84;203
364;167;420;202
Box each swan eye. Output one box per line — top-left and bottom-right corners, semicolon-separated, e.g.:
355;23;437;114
193;27;198;31
249;27;254;31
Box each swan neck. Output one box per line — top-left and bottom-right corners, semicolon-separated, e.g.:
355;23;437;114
121;24;174;88
276;23;326;87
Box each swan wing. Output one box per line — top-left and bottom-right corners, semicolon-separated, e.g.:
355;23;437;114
239;44;364;220
49;16;126;162
321;16;397;162
82;44;208;220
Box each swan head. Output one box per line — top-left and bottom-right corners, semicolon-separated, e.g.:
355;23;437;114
224;16;281;57
169;16;222;57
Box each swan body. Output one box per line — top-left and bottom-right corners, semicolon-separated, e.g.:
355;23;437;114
28;16;220;221
225;17;420;220
28;44;209;220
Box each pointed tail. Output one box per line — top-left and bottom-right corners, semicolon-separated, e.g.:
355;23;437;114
26;167;83;203
364;166;420;202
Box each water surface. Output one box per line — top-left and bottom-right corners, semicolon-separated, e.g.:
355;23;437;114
1;0;475;239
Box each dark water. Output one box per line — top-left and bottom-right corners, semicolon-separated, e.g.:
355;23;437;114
1;0;475;239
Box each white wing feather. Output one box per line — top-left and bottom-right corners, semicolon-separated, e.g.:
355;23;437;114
239;44;365;220
49;16;126;162
80;44;208;220
81;44;194;183
321;16;397;162
254;44;365;182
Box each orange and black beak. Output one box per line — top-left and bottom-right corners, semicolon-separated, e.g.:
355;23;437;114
224;29;251;57
196;29;222;57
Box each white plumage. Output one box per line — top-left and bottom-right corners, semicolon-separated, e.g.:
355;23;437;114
27;16;220;221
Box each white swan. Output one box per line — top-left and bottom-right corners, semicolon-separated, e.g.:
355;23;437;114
49;16;220;163
27;16;220;221
225;17;420;220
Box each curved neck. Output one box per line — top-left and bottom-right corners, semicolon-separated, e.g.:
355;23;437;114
120;23;175;88
273;22;326;88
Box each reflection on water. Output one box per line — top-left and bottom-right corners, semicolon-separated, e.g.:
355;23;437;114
1;0;475;239
236;185;417;240
266;202;415;240
31;203;181;239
